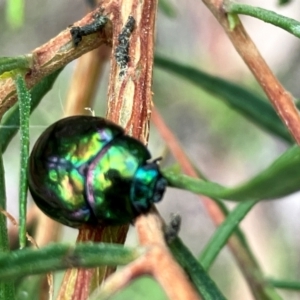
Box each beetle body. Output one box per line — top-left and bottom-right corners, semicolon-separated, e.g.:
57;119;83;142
28;116;166;228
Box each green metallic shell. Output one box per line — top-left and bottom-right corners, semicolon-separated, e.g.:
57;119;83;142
28;116;166;227
86;137;151;224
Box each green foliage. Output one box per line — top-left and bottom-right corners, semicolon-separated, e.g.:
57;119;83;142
0;69;63;153
0;154;15;300
164;145;300;201
169;238;226;300
155;55;292;143
225;2;300;39
199;200;258;269
0;243;140;282
0;56;32;77
15;74;31;248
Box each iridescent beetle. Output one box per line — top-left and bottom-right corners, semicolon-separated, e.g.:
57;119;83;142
28;116;167;228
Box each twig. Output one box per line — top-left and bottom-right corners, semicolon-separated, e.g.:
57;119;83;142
56;225;129;300
55;28;128;300
90;208;200;300
203;0;300;144
86;0;200;298
57;0;162;298
106;0;157;140
0;6;112;119
64;46;111;116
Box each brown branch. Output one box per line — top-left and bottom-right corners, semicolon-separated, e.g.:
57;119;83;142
64;46;111;116
105;0;156;141
0;6;113;119
55;0;171;298
55;29;129;300
201;0;300;144
78;0;199;299
36;27;114;300
135;209;200;299
152;109;221;221
89;208;200;300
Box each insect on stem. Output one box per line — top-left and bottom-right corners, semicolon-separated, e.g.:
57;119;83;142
70;13;108;47
115;16;136;77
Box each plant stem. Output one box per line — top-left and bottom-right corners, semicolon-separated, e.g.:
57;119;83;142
169;238;226;300
0;243;141;282
225;1;300;39
0;154;15;300
0;69;63;153
0;155;9;255
268;278;300;290
15;74;31;249
200;200;259;269
202;0;300;145
0;7;111;119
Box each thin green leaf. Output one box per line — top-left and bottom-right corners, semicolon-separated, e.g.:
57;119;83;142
268;278;300;290
198;198;282;300
193;159;281;298
0;154;15;299
225;2;300;39
0;155;9;253
0;55;32;76
0;69;63;153
154;55;292;143
169;238;226;300
15;74;31;249
0;243;141;282
163;145;300;201
200;200;259;269
171;163;281;299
